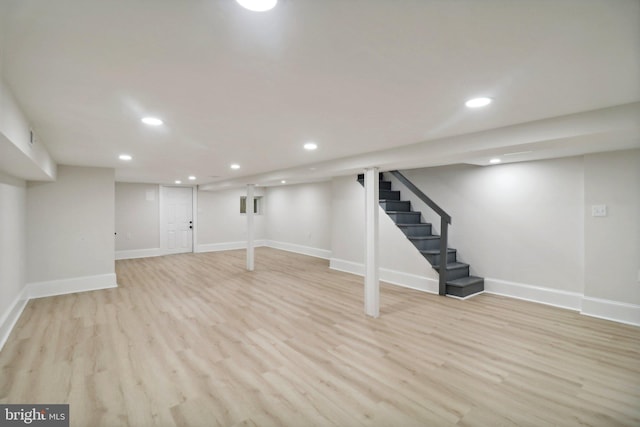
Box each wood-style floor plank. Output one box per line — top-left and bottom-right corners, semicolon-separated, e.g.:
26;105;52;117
1;248;639;426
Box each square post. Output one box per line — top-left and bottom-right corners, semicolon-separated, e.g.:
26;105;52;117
364;167;380;317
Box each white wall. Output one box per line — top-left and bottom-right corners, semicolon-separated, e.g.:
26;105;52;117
265;181;332;257
0;172;27;347
330;175;438;292
584;149;640;306
115;183;160;251
27;165;116;287
197;187;266;251
329;153;639;324
399;156;585;294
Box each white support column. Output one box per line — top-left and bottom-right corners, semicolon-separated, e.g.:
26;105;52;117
246;184;255;271
364;167;380;318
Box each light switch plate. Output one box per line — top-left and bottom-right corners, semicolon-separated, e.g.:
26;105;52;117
591;204;607;217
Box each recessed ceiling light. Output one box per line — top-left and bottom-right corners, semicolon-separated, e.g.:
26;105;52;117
188;176;196;180
230;164;240;170
236;0;277;12
281;180;286;184
489;158;502;164
118;154;132;161
304;142;318;151
141;117;163;126
175;180;182;184
465;97;492;108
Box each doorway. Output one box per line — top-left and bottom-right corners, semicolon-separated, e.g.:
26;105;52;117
160;186;194;254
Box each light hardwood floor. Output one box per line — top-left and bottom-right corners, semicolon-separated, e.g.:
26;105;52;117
1;248;639;426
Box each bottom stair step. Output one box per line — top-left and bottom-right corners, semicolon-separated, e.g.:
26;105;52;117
433;262;469;281
446;276;484;298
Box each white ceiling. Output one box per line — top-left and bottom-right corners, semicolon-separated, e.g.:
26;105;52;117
1;0;639;188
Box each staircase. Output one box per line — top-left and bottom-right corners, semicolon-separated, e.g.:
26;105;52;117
357;172;484;298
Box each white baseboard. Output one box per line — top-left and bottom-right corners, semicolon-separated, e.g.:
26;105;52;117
266;240;332;260
581;297;640;327
329;258;439;294
0;288;29;352
27;273;118;299
116;247;164;260
484;278;583;311
1;273;118;352
123;240;329;261
329;258;364;275
196;240;266;253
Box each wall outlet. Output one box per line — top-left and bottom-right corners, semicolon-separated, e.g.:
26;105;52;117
591;204;607;217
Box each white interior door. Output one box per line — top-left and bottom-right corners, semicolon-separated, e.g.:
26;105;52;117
161;186;193;254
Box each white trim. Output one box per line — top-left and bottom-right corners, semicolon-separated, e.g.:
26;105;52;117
446;291;485;301
191;186;198;252
581;297;640;327
1;274;118;352
330;258;364;275
483;278;583;311
378;268;438;294
266;240;332;260
329;258;439;294
27;273;118;300
115;247;164;260
120;240;330;260
197;240;267;253
247;184;255;271
0;287;29;352
159;185;166;252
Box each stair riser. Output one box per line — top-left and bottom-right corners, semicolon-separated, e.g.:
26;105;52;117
447;281;484;298
400;224;432;237
446;266;470;281
423;252;457;265
409;237;440;250
357;173;384;181
379;200;411;212
379;190;401;200
357;179;392;190
387;212;421;224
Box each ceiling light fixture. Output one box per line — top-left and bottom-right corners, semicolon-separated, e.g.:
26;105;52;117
304;142;318;151
489;158;502;164
465;97;492;108
175;180;182;184
118;154;132;161
281;180;286;184
188;176;196;180
236;0;277;12
141;117;163;126
230;164;240;170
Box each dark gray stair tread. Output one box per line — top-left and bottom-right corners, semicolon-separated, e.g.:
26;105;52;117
387;211;420;214
420;248;456;255
399;223;432;228
433;262;469;270
446;276;484;287
408;235;439;240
